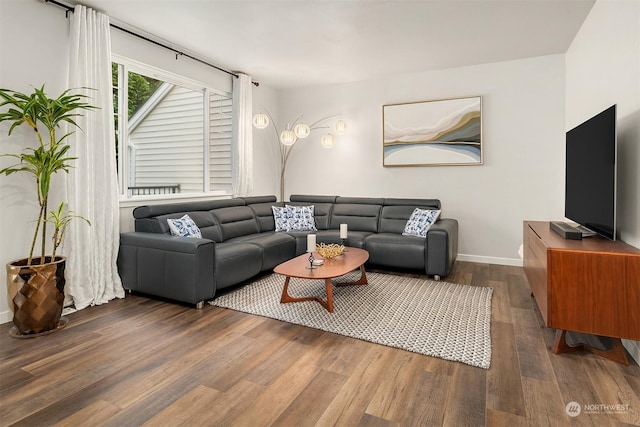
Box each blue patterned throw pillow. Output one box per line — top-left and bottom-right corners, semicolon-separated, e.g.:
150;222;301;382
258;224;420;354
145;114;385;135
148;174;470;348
402;208;441;238
272;206;290;232
286;205;318;231
167;214;202;238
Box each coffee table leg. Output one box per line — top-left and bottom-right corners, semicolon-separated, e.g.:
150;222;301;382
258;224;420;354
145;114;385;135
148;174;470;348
281;277;317;304
336;265;368;287
280;276;334;313
280;276;293;303
325;279;334;313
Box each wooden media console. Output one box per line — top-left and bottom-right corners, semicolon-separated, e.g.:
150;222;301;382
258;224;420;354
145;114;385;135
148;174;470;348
523;220;640;365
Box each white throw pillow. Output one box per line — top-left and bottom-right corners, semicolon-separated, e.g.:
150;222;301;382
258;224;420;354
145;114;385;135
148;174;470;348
167;214;202;238
286;205;318;231
272;206;290;232
402;208;441;238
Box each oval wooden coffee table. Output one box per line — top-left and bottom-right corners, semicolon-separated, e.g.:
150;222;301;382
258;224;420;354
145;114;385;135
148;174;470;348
273;248;369;313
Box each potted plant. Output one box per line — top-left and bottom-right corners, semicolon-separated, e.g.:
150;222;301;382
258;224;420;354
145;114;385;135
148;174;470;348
0;85;94;337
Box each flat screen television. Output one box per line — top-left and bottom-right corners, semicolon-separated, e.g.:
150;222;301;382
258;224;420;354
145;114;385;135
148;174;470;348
564;104;617;240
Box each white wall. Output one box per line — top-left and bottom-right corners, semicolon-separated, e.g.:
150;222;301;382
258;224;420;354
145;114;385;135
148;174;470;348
0;0;71;324
252;84;281;197
566;0;640;248
565;0;640;364
271;55;567;264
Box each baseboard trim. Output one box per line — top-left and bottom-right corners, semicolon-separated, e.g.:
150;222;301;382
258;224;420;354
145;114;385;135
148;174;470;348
1;310;12;325
1;306;77;326
456;253;523;267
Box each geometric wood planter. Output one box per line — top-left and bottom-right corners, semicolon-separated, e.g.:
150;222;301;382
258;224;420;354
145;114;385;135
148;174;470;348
6;256;68;337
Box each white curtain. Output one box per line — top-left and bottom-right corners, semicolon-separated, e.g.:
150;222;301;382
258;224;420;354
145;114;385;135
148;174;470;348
66;5;124;309
232;73;254;197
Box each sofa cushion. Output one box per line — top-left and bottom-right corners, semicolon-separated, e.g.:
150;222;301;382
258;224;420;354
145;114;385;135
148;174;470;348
380;199;441;232
402;208;441;238
214;242;263;289
240;195;277;205
336;196;385;205
134;199;241;238
289;195;338;204
378;205;418;234
364;233;426;270
166;214;202;238
329;203;381;232
133;198;244;220
244;196;281;232
211;206;260;241
228;232;296;270
383;198;441;209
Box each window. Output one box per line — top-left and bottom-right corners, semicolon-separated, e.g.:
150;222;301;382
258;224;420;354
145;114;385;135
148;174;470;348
113;59;233;198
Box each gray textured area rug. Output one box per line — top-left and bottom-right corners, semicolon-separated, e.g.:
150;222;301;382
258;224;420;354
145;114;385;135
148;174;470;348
212;271;493;369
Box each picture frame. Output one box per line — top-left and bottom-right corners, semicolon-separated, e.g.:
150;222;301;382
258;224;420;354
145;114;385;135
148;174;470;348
383;96;482;167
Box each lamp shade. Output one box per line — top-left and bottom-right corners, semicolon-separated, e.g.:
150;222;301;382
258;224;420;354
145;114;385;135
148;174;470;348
280;129;296;146
320;133;336;148
252;112;269;129
334;119;347;134
294;123;311;139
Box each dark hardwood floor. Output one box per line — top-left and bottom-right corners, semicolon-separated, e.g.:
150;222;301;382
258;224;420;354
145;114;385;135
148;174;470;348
1;261;639;426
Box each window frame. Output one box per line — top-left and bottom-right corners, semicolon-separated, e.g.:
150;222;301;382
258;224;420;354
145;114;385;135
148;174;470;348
113;54;233;201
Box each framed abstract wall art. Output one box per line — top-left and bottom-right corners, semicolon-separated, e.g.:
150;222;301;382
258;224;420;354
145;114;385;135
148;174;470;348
383;96;482;166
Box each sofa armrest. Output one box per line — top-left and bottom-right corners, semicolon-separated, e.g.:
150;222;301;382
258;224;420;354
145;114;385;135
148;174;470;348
118;232;215;306
426;218;458;277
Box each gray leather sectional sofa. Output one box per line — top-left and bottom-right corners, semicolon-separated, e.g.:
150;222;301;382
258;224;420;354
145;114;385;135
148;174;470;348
117;195;458;308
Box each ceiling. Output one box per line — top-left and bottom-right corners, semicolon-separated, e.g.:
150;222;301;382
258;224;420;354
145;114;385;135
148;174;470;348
68;0;595;89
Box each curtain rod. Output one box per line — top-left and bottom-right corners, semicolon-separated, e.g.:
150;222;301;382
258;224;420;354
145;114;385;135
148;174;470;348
44;0;260;87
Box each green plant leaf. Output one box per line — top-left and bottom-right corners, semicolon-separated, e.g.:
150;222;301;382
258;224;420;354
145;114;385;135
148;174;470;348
0;85;96;259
